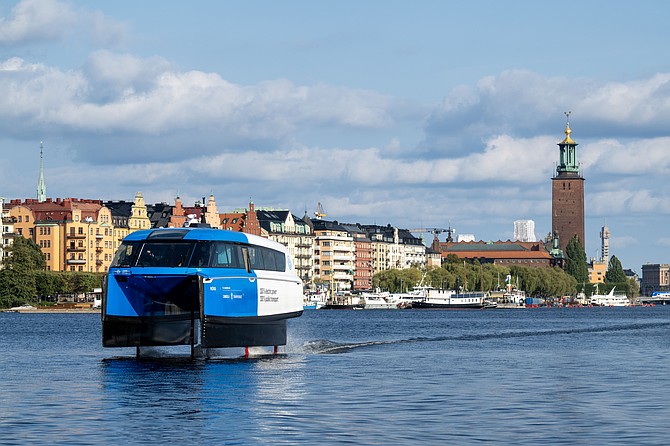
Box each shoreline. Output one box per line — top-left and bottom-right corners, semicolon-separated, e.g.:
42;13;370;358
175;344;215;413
1;308;101;314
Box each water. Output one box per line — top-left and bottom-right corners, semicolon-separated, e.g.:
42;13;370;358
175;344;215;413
1;307;670;445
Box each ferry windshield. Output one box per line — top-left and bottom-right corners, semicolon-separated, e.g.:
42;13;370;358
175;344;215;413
110;240;286;271
136;242;194;267
110;241;195;268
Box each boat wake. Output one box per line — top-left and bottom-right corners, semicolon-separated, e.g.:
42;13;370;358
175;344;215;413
301;339;398;354
300;321;670;354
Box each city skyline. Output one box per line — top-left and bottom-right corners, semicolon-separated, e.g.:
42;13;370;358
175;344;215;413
2;0;670;273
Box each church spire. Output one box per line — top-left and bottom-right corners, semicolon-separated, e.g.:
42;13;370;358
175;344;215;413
37;141;47;202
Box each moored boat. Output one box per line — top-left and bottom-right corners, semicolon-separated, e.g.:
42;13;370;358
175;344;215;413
589;286;630;307
412;289;488;309
360;292;398;309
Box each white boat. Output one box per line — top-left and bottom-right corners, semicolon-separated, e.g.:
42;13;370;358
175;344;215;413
503;289;526;305
361;292;398;309
304;293;325;310
413;289;488;309
389;286;429;307
590;286;630;307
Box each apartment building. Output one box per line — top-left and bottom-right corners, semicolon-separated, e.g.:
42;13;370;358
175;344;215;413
7;198;115;272
311;220;355;292
341;224;373;291
1;199;15;265
257;209;314;287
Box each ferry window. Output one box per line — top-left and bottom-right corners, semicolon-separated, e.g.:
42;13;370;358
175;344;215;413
211;242;243;268
247;245;285;272
189;242;244;269
111;242;142;267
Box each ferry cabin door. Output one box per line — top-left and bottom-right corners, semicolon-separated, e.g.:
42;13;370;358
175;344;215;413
198;242;259;348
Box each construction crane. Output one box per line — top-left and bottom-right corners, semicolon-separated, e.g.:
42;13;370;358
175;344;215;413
409;228;447;236
314;202;326;220
409;228;447;244
409;226;457;243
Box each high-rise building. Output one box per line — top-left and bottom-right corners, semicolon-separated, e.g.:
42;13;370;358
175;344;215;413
600;224;611;264
513;220;536;242
551;113;585;252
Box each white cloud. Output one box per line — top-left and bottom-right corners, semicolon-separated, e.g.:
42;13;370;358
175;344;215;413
581;137;670;175
0;0;124;46
0;0;77;44
610;236;638;249
426;70;670;150
0;54;392;150
580;74;670;126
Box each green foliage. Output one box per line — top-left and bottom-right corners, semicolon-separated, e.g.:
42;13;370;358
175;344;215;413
564;236;589;284
0;269;36;308
373;267;423;292
0;269;105;309
605;255;626;283
627;277;640;297
424;266;454;289
34;271;66;297
2;236;46;271
373;262;578;297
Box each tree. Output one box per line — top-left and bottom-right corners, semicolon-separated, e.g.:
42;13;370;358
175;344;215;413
0;269;36;308
0;236;45;308
564;236;589;284
34;271;65;297
605;255;626;283
2;236;46;271
627;276;640;298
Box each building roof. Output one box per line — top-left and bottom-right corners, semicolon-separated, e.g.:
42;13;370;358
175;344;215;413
312;219;349;233
103;201;133;217
147;203;173;228
220;212;245;232
11;198;103;222
256;209;291;222
439;240;553;260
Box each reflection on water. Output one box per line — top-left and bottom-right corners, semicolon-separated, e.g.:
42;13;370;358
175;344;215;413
99;353;307;444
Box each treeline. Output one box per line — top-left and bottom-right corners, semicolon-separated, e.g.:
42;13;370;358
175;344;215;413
373;239;639;298
0;237;103;308
373;257;578;297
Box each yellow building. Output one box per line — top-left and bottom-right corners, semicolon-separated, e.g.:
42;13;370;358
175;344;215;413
589;260;607;284
8;198;115;272
128;192;152;231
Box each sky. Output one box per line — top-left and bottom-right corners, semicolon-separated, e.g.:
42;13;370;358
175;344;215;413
1;0;670;274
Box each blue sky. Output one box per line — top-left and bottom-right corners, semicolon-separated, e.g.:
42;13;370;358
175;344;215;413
1;0;670;274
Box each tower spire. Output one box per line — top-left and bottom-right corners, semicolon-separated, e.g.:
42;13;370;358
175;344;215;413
37;141;47;202
556;112;579;174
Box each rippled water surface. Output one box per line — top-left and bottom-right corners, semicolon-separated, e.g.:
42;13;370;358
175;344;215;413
1;307;670;445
